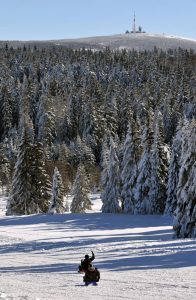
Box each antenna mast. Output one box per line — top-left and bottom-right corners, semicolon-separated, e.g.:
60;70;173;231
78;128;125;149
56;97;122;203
132;12;136;33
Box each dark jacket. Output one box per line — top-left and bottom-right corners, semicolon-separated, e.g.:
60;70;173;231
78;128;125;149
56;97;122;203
82;252;95;271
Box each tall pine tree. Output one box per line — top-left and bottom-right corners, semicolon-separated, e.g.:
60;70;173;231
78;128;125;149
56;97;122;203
121;122;140;213
101;138;121;213
134;116;154;214
164;122;182;215
173;120;196;238
71;164;92;213
49;167;65;214
31;141;51;212
149;115;168;214
100;135;110;208
6;124;35;215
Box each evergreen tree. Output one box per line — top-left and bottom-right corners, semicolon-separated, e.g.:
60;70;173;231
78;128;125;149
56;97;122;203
0;144;11;194
31;141;51;212
100;136;110;208
173;120;196;238
149;116;169;214
70;164;92;213
73;136;95;167
48;167;65;214
66;94;80;140
82;140;96;168
0;86;13;139
104;96;118;137
82;99;105;160
164;123;182;215
121;122;140;213
162;100;179;144
6;124;35;215
4;128;19;161
36;96;56;148
101;138;121;213
134;117;154;214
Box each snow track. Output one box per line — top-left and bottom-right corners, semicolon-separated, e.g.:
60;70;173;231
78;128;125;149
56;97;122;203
0;196;196;299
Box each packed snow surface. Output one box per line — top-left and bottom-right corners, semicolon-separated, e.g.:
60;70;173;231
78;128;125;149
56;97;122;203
0;194;196;300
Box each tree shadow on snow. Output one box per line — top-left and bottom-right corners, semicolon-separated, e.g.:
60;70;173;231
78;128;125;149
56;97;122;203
0;263;76;274
0;229;173;254
0;228;195;272
98;248;196;271
0;213;172;230
1;213;196;271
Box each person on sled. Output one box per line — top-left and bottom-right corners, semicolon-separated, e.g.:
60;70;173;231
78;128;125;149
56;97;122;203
78;250;100;284
82;251;95;272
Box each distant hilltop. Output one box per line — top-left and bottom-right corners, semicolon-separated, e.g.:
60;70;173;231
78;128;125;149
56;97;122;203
1;33;196;52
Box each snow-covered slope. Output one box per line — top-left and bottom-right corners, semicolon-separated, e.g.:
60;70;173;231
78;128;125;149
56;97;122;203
2;33;196;51
0;194;196;300
54;33;196;51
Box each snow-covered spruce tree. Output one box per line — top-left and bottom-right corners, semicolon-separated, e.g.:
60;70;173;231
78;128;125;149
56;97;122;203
4;127;19;161
121;122;140;213
31;141;51;213
72;136;95;168
184;101;196;120
149;115;169;214
66;93;81;140
0;144;11;194
104;96;118;138
36;96;56;148
0;86;13;139
70;163;92;213
100;136;110;209
173;119;196;238
82;99;106;160
48;167;65;214
162;99;179;144
101;138;121;213
6;125;35;215
82;140;96;168
134;116;154;214
117;94;133;141
164;122;183;215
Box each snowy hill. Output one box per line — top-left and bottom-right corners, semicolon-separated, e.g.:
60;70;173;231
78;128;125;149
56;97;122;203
0;194;196;300
1;33;196;51
54;33;196;51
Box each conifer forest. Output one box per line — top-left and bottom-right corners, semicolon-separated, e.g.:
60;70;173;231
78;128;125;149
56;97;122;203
0;45;195;238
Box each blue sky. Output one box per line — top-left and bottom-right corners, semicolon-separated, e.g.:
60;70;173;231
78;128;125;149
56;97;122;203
0;0;196;40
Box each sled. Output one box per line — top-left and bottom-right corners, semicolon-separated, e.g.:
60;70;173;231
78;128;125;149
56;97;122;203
84;281;98;286
78;262;100;285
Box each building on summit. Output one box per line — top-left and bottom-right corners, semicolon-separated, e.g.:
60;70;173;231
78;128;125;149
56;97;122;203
125;13;145;34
